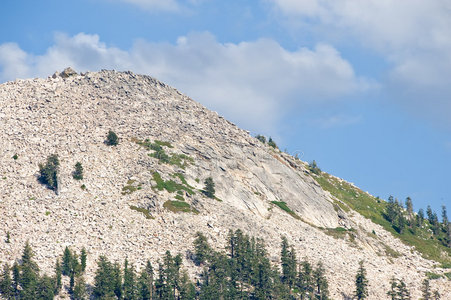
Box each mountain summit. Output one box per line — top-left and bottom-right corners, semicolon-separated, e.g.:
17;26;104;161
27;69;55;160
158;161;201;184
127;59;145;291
0;69;449;298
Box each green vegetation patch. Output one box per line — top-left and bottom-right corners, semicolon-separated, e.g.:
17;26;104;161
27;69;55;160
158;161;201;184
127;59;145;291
135;138;192;169
122;179;142;195
153;172;195;195
271;201;301;220
163;200;198;214
444;272;451;280
129;205;154;219
314;172;451;265
323;227;354;239
426;272;442;280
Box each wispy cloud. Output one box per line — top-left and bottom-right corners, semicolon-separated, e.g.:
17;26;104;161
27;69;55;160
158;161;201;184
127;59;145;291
311;114;362;129
0;32;370;133
269;0;451;130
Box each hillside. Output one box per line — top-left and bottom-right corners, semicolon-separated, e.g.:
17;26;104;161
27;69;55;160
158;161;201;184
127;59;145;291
0;68;449;299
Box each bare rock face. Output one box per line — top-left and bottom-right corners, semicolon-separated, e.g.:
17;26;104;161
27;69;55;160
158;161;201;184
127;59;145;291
0;69;449;299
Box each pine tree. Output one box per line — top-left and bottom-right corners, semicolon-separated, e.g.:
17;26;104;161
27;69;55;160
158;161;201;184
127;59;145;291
72;275;87;300
20;241;40;299
194;232;210;265
421;278;431;300
62;246;73;276
280;237;296;289
417;208;425;226
179;270;196;300
441;205;448;228
0;263;13;299
139;260;154;300
38;154;60;191
397;279;410;300
405;197;414;227
268;137;277;149
36;274;55;300
203;177;215;198
313;262;329;300
73;162;84;180
93;255;116;299
297;259;314;300
387;277;397;300
12;262;20;296
354;260;368;300
112;262;123;299
106;130;119;146
54;259;62;294
123;258;137;300
80;247;87;273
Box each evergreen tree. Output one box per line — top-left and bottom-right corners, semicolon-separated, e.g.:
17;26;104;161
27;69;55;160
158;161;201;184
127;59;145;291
441;205;448;228
36;274;55;300
93;255;116;299
203;177;215;199
268;137;277;149
194;232;210;265
427;206;434;223
38;154;60;191
309;160;321;175
106;130;119;146
405;197;414;227
280;237;296;289
112;262;123;299
313;262;329;300
0;263;13;299
62;246;73;276
12;262;20;296
80;247;87;273
69;270;75;294
386;196;398;223
297;259;314;300
138;260;154;300
20;241;40;299
417;208;425;226
354;260;368;300
123;258;137;300
179;270;196;300
73;162;84;180
255;134;267;144
396;279;410;300
72;275;87;300
387;277;397;300
421;278;431;300
54;259;62;294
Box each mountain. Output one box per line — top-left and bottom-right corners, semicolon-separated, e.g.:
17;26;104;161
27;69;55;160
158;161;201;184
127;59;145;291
0;68;449;299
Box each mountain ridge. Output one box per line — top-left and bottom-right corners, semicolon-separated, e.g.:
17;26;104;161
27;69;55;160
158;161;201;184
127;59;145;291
0;69;449;299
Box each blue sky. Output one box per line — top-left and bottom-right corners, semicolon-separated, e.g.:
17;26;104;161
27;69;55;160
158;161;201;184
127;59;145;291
1;0;450;215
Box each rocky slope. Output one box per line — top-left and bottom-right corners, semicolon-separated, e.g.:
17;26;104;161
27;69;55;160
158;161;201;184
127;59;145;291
0;69;449;299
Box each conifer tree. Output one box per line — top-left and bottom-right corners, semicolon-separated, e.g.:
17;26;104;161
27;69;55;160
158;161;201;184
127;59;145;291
36;274;55;300
38;154;60;191
54;259;62;294
19;241;40;299
397;279;410;300
93;256;116;299
0;263;13;299
422;278;431;300
194;232;210;265
354;260;368;300
387;277;397;300
280;237;296;289
112;262;123;299
139;260;154;300
106;130;119;146
297;259;314;300
123;258;137;300
203;177;215;198
72;275;87;300
12;262;20;296
179;270;196;300
405;197;414;227
62;246;73;276
80;247;87;273
73;162;84;180
313;262;329;300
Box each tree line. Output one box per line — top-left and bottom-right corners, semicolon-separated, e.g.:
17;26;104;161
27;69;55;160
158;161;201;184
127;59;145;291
0;230;442;299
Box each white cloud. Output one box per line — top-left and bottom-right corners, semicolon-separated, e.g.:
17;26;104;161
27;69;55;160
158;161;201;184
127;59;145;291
270;0;451;128
0;32;368;132
117;0;180;11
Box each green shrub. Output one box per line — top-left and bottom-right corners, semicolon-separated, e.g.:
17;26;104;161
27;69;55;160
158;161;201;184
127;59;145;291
38;154;59;190
255;134;266;144
163;200;198;214
73;162;84;180
271;201;301;220
106;130;119;146
203;177;215;198
12;154;18;160
268;137;277;149
129;205;153;219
